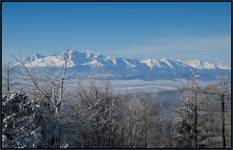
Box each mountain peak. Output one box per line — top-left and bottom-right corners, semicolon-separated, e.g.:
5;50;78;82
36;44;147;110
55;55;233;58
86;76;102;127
184;60;216;69
83;49;93;55
18;49;230;81
34;53;44;58
24;53;45;62
82;59;104;68
141;58;161;68
159;57;174;68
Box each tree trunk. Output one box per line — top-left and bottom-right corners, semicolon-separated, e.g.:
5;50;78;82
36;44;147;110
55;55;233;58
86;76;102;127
194;91;198;148
221;94;225;148
129;109;133;148
144;109;147;148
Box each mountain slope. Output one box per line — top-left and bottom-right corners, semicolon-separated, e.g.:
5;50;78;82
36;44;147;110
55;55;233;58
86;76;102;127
16;49;231;81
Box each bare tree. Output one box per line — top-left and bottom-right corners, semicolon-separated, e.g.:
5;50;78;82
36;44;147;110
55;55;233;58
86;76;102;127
123;91;163;148
10;50;68;148
174;80;206;148
74;80;124;148
200;79;231;148
2;63;15;95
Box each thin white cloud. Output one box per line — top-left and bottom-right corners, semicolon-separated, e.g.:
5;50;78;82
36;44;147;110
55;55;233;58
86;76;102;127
114;36;229;53
109;36;230;64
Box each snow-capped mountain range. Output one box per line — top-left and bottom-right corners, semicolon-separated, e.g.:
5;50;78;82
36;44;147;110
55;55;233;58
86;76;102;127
17;49;231;81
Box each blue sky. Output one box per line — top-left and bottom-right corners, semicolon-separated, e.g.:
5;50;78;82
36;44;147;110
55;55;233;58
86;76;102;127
2;2;231;65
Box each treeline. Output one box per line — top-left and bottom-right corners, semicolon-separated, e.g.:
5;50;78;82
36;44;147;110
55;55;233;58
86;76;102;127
1;57;231;148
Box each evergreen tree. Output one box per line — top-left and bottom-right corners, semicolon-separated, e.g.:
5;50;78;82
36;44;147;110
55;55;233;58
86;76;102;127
2;91;40;148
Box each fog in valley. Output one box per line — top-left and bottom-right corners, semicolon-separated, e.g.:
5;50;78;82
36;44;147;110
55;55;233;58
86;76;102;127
2;59;231;148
